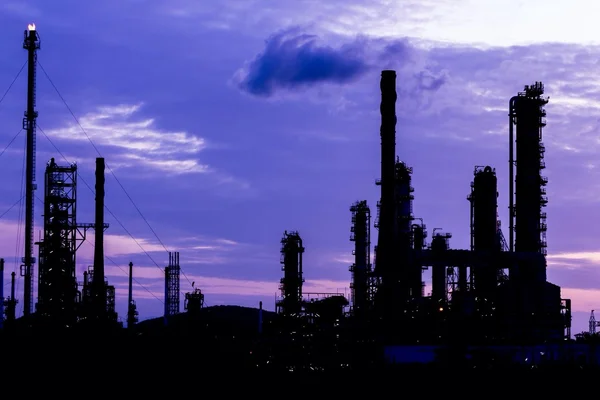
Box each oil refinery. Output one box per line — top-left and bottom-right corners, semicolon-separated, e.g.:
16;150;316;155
2;24;599;370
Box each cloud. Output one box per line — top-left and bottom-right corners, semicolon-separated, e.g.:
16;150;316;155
547;251;600;265
233;29;450;99
158;0;600;47
233;28;370;97
45;104;209;175
561;288;600;312
109;267;349;298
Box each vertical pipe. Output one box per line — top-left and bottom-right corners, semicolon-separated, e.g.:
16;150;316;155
93;157;106;318
9;272;16;321
0;259;4;329
128;261;133;328
258;300;263;334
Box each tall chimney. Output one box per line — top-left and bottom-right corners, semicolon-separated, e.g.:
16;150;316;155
93;157;106;319
374;70;398;320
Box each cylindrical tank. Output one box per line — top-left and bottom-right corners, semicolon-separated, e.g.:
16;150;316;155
473;166;498;252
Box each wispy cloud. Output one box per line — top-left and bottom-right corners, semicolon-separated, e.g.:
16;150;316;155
45;103;209;175
157;0;600;46
108;266;349;298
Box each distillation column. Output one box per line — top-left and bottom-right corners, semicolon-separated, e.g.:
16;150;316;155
512;82;548;270
395;161;419;301
431;233;451;306
278;231;304;316
22;23;40;317
470;166;499;298
349;201;371;317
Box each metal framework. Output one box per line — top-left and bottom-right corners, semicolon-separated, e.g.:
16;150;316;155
164;251;180;316
21;23;40;317
276;231;304;316
349;200;372;316
36;159;79;325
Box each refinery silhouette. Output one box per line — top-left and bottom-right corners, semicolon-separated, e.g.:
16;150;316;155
2;24;599;370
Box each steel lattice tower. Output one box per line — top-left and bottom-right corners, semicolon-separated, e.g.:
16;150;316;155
22;24;40;317
164;252;180;317
36;159;78;325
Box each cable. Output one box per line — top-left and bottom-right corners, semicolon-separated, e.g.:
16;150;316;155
83;239;164;304
38;62;195;289
38;125;164;269
0;61;26;107
0;129;23;160
32;193;163;304
38;125;190;302
0;196;26;221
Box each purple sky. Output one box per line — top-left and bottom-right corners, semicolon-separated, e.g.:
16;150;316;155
0;1;598;334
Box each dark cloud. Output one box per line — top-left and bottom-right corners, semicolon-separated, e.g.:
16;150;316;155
235;28;370;97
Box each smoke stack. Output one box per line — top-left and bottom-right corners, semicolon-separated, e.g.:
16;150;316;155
380;70;397;202
93;157;106;318
374;70;397;279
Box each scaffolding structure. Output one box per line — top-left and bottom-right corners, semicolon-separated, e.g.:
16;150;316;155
36;159;79;325
164;251;180;317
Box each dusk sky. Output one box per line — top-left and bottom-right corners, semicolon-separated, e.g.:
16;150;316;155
1;0;599;334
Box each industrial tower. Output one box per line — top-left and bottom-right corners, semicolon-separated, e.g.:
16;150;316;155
373;70;399;321
349;201;372;316
36;159;79;326
277;231;304;316
22;23;40;317
164;251;181;317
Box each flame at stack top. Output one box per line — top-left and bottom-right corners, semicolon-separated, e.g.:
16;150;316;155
28;23;36;31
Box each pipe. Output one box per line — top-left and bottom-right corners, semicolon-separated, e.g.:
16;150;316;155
0;259;4;329
128;261;133;328
9;272;16;320
508;96;518;253
258;301;263;334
